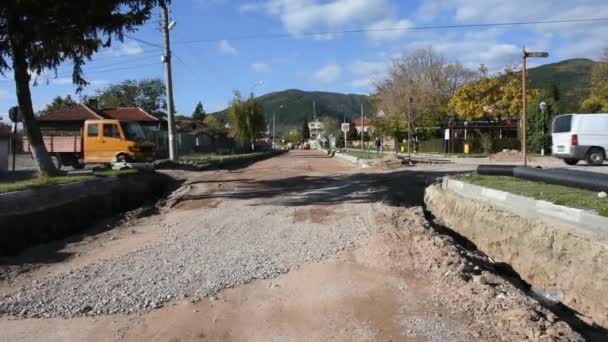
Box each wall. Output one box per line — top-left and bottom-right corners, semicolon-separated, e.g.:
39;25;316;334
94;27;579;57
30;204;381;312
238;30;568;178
0;172;173;256
425;183;608;327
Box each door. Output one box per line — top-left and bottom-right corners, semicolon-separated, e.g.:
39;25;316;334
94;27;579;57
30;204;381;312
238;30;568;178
101;123;123;161
551;115;573;156
83;122;103;163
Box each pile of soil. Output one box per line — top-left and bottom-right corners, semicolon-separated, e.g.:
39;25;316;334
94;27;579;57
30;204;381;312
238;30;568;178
490;150;530;163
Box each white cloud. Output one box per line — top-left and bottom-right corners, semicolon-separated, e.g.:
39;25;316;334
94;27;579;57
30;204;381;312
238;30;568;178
251;63;271;72
351;60;387;76
242;0;411;42
348;78;373;89
219;40;238;55
311;62;342;84
106;41;145;57
366;18;413;41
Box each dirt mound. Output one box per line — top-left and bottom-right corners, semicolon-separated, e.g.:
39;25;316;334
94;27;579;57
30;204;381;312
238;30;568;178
490;150;529;162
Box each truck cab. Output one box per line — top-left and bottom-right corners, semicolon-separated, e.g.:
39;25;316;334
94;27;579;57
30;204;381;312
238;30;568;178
83;120;154;163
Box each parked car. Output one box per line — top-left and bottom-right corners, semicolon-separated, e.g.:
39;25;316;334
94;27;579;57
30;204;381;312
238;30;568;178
552;113;608;166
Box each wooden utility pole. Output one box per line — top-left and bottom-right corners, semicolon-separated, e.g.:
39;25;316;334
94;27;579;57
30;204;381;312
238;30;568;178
360;104;364;149
522;52;527;166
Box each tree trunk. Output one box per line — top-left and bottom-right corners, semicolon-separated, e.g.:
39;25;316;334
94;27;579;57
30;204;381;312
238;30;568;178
8;21;59;176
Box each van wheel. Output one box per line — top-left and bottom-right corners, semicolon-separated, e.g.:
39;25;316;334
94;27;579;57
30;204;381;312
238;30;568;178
563;158;579;165
50;155;62;170
586;148;605;166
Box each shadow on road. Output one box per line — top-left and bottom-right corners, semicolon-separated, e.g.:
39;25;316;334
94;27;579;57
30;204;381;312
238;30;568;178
174;169;469;208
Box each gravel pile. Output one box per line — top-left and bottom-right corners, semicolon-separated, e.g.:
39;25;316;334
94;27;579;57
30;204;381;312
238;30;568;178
0;203;373;318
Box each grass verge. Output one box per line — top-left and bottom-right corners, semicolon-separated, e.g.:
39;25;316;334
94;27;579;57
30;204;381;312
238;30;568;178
454;174;608;217
0;169;139;194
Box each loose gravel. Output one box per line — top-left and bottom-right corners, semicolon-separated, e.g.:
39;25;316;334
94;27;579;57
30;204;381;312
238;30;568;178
0;202;374;318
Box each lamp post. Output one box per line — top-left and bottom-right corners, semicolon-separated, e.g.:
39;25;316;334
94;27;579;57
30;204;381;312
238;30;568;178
539;101;547;156
522;49;549;166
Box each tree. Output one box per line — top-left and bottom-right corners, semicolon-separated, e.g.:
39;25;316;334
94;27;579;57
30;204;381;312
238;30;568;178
347;120;359;141
192;101;206;121
0;1;166;175
375;47;477;127
448;67;538;120
203;115;226;138
302;120;310;141
228;91;266;151
38;95;77;115
319;116;339;139
580;49;608;113
528;91;559;154
97;78;166;115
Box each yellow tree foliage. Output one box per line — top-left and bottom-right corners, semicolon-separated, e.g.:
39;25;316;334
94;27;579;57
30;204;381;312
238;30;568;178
448;77;502;120
581;50;608;112
448;71;538;120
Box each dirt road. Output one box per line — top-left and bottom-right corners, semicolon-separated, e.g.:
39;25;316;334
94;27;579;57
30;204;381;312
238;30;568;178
0;150;584;341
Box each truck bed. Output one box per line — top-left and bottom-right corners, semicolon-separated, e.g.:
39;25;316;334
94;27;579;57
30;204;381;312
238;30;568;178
23;136;82;153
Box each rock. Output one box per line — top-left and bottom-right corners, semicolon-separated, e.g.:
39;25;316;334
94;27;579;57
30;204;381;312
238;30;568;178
598;192;607;198
473;275;488;285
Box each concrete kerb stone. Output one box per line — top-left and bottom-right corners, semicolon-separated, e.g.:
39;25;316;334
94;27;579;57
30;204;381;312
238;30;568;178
442;177;608;236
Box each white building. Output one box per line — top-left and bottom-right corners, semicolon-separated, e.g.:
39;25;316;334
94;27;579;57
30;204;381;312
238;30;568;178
308;119;323;140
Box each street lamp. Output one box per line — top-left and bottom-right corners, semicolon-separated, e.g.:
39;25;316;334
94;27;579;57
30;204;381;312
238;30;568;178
539;101;547;156
522;49;549;166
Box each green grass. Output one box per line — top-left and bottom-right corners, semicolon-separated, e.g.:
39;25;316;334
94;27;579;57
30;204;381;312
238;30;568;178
454;174;608;217
0;169;140;194
179;152;267;163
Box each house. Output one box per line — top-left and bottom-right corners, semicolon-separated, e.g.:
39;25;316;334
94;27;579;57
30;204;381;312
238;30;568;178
354;116;373;134
308;119;323;140
175;119;215;153
36;101;164;135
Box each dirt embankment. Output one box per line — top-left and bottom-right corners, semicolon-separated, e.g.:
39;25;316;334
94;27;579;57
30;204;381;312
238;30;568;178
425;183;608;329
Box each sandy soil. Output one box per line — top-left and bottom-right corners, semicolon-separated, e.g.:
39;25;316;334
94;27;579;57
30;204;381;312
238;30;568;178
0;150;585;341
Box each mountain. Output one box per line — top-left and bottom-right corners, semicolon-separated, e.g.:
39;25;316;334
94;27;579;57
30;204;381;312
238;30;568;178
527;58;597;112
210;89;372;132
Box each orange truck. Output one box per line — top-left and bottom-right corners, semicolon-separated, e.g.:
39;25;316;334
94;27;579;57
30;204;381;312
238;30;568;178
24;119;155;169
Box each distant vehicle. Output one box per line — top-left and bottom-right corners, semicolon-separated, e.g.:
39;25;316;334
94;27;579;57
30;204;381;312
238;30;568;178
23;119;155;169
552;113;608;166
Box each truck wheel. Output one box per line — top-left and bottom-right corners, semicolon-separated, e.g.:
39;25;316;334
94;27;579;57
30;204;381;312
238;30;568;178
116;154;129;163
586;148;605;166
50;155;62;170
563;158;579;165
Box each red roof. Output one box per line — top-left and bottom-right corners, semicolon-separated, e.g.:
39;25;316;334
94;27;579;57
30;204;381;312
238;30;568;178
354;117;372;126
37;104;104;121
37;104;160;122
103;107;159;122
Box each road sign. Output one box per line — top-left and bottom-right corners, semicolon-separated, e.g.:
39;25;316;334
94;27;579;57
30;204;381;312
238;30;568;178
341;123;350;132
444;129;450;140
376;109;386;118
8;107;22;123
524;51;549;58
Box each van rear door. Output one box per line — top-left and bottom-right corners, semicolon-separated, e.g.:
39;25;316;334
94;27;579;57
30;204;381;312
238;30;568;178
552;114;573;155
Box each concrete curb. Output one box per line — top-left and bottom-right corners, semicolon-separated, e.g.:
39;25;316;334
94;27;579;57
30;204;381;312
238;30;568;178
442;177;608;235
316;147;375;168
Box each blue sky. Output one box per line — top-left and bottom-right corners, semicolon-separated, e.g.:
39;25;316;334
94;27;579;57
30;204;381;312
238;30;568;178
1;0;608;120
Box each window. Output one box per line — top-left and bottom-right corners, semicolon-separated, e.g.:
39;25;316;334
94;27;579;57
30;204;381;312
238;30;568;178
87;123;99;137
103;124;121;138
552;115;572;133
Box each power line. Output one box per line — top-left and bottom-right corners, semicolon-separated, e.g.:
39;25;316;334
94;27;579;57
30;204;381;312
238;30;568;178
173;17;608;44
124;34;163;48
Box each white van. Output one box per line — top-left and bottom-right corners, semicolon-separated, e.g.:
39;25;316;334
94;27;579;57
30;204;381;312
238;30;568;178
552;113;608;166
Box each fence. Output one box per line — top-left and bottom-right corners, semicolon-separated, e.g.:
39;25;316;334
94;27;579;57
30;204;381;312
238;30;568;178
145;131;197;158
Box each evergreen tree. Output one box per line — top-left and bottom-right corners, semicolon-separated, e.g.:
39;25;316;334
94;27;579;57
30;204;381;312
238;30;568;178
192;101;206;120
302;120;311;141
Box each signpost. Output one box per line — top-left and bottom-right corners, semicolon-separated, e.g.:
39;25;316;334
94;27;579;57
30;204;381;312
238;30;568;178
341;122;350;151
376;109;386;155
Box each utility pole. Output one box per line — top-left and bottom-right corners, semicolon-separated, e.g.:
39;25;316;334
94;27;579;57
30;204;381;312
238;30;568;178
360;104;364;150
161;3;177;160
521;49;548;166
408;97;413;160
273;111;276;149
